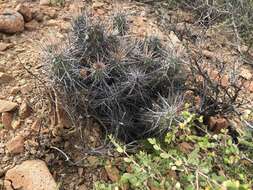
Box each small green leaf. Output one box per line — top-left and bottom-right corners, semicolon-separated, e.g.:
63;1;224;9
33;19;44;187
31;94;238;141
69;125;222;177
116;146;124;153
148;138;156;145
153;144;161;151
160;153;170;159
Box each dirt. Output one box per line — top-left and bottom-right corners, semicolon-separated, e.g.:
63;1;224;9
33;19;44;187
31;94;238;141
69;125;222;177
0;0;252;190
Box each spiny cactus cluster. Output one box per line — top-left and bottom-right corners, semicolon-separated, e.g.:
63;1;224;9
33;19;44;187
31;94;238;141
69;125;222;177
43;12;186;141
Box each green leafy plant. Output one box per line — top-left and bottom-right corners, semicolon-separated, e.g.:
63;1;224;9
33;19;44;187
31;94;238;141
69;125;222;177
95;109;253;190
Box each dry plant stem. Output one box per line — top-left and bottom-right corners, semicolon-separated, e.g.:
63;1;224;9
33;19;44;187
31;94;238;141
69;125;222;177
50;146;73;164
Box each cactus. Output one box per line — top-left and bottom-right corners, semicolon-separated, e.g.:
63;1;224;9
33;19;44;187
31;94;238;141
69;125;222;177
43;12;185;141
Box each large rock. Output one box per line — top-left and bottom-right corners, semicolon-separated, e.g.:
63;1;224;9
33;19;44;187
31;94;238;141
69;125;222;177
0;100;17;113
4;160;57;190
0;10;24;34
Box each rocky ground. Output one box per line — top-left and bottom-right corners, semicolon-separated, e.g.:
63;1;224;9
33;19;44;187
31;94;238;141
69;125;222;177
0;0;252;190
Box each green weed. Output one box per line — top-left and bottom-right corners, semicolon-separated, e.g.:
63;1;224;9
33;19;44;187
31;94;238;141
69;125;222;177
95;109;253;190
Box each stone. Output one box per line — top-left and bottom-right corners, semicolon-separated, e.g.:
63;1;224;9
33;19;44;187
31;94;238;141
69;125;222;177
19;101;32;119
0;10;24;34
0;72;13;84
0;42;12;51
12;120;21;130
215;118;229;132
208;116;229;133
5;160;57;190
249;82;253;92
25;20;39;31
6;135;24;154
16;4;33;22
240;68;252;80
1;112;13;129
0;100;17;113
40;0;50;6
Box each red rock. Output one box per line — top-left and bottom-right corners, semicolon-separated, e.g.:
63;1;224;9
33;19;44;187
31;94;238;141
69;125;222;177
0;100;17;113
19;100;32;119
0;10;24;34
220;119;229;127
220;76;229;88
6;135;24;154
208;116;229;133
5;160;57;190
1;112;13;129
178;142;193;154
16;4;33;22
244;81;253;92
